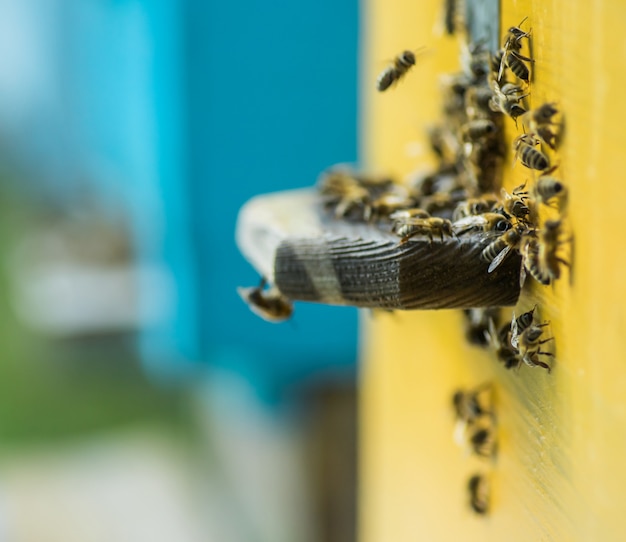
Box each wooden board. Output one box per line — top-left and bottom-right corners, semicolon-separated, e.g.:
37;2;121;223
359;1;626;540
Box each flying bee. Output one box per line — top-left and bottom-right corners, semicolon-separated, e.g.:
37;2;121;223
460;119;497;141
393;216;454;244
237;278;293;322
513;134;551;171
526;103;560;149
452;194;499;221
534;175;567;207
376;47;425;92
482;224;526;273
467;474;490;515
453;212;512;236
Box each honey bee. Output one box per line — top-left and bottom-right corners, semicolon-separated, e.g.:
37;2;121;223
513;134;551;171
376;48;424;92
487;317;520;369
509;305;537;348
453;212;512;236
452;383;492;423
521;236;549;285
462;308;500;347
467;474;490;515
366;190;416;222
419;191;463;217
481;224;525;273
537;219;569;282
333;184;371;219
489;79;528;121
464;85;494;118
468;418;497;458
526;103;560;149
237;278;293;322
501;183;531;222
452;194;499;221
534;175;567;207
498;18;533;82
460;119;497;141
521;348;554;372
491;48;504;77
393;215;454;244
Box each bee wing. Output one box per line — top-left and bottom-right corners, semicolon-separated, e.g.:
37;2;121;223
488;245;512;273
510;313;520;349
519;262;527;288
452;215;487;235
486;318;501;350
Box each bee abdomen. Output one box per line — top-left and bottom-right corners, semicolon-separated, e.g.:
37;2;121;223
520;146;550;171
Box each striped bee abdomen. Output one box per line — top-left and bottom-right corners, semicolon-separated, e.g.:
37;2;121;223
237;189;522;310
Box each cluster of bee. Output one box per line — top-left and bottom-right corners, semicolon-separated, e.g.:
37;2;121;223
452;383;496;515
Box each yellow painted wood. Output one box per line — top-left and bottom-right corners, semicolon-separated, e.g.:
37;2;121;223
360;1;626;541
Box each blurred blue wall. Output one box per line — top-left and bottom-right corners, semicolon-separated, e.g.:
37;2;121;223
0;0;360;401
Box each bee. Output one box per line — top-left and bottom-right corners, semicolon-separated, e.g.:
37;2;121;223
453;212;512;236
487;317;520;369
526;103;560;149
537;219;569;282
509;305;537;348
501;183;531;222
332;184;371;219
468;418;497;458
521;348;554;372
392;215;454;244
491;48;504;77
464;85;495;118
462;308;500;347
534;175;567;207
489;79;528;121
513;134;551;171
376;48;424;92
460;119;497;141
521;236;550;285
517;321;552;350
237;278;293;322
366;190;416;222
452;382;492;424
482;224;526;273
467;474;490;515
452;195;499;221
419;191;463;217
498;17;533;82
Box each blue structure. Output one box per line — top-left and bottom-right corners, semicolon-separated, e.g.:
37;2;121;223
0;0;360;401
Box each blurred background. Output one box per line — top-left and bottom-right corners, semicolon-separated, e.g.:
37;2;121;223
0;0;359;540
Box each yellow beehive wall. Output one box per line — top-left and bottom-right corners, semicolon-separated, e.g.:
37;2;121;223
360;1;626;540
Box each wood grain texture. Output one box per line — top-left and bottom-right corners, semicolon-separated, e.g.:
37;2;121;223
360;0;626;541
237;189;522;309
